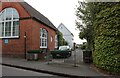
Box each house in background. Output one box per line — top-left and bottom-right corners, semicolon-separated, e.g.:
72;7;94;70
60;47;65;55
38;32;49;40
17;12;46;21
57;23;74;49
0;2;57;58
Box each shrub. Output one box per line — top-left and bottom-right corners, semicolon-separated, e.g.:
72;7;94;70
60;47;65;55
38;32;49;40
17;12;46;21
93;4;120;73
27;50;42;54
81;42;87;50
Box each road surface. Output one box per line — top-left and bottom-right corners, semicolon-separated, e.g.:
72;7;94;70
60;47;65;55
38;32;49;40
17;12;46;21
2;65;54;76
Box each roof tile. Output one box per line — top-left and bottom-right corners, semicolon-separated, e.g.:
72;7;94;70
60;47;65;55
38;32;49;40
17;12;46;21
19;2;57;31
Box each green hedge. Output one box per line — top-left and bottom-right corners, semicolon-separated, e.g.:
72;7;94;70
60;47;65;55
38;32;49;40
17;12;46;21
81;44;87;50
27;50;42;54
93;4;120;73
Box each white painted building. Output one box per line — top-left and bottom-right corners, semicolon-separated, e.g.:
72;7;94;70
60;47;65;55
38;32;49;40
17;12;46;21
57;23;74;49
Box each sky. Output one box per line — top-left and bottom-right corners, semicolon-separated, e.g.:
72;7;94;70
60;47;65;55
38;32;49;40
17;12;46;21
24;0;86;44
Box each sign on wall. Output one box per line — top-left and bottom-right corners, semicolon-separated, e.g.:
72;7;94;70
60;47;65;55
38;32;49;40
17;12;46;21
4;39;8;44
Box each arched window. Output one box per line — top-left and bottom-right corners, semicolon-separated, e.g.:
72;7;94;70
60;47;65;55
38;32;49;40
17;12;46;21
55;35;58;48
0;8;19;38
40;28;47;48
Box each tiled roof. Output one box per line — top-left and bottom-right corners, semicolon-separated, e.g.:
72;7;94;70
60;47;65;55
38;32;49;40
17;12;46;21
19;2;57;31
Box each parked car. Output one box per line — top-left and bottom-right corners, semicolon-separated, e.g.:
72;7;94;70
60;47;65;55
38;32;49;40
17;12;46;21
59;46;71;50
51;46;72;58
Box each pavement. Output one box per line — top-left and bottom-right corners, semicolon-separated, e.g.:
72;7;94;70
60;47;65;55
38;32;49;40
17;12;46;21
1;56;106;77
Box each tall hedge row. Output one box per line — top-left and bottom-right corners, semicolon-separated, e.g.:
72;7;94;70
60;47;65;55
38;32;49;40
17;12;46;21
93;4;120;73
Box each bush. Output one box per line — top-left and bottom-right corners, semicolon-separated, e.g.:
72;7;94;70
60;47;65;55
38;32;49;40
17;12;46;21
93;4;120;73
81;42;87;50
93;36;120;73
81;45;86;50
27;50;42;54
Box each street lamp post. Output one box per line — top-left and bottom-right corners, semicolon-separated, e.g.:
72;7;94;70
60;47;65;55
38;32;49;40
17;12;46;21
24;32;26;59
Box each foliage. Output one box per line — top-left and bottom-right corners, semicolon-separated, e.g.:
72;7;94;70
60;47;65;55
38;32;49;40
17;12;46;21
63;39;68;45
57;31;68;47
93;3;120;73
76;1;120;73
57;31;63;46
79;31;85;39
76;2;97;50
81;42;87;50
27;50;42;54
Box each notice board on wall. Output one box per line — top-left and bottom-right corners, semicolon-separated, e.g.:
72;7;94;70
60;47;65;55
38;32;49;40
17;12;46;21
4;39;8;44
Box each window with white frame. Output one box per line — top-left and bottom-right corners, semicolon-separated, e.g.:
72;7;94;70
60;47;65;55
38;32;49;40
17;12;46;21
55;35;58;48
0;8;19;38
40;28;47;48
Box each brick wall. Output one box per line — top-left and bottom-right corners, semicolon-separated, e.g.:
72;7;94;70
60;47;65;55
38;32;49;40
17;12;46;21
2;2;31;58
31;19;56;51
1;2;56;58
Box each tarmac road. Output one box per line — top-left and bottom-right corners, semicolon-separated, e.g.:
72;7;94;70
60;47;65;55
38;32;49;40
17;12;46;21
2;65;54;76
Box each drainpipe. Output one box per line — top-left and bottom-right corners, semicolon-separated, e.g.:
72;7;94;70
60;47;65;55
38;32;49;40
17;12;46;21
24;32;26;59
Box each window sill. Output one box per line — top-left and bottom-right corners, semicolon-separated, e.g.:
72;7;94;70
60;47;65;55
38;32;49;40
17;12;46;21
0;36;19;39
40;46;47;48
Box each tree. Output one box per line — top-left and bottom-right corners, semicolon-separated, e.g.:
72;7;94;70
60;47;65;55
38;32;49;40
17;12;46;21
76;2;114;50
57;31;63;47
81;42;87;50
75;2;97;50
63;39;68;45
57;31;68;47
79;31;85;39
76;1;120;73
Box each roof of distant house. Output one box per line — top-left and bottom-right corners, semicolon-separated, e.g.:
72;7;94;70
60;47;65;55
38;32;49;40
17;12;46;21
58;23;74;36
19;2;57;31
